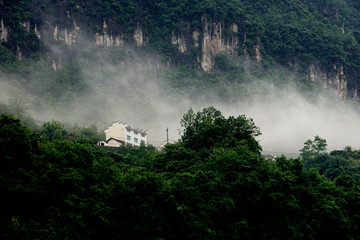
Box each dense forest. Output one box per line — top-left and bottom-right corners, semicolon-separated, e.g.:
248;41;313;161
2;108;360;239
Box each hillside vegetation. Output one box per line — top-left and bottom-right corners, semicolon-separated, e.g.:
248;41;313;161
1;0;360;103
3;0;360;67
2;108;360;239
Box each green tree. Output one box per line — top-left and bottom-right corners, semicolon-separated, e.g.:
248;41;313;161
0;114;38;239
300;135;327;159
180;106;262;154
300;136;349;179
40;120;68;141
153;142;199;177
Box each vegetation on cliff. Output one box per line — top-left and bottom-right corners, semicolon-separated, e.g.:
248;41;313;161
2;0;360;63
1;0;360;95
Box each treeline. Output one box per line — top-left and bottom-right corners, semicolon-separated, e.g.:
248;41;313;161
2;107;360;239
301;135;360;181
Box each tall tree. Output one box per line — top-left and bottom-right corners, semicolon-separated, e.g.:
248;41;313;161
0;114;37;239
180;106;262;154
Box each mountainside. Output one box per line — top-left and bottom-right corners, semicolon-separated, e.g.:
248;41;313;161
1;0;360;100
5;4;360;237
3;1;360;153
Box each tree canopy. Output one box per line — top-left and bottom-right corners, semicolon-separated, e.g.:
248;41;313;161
2;110;360;239
180;106;262;154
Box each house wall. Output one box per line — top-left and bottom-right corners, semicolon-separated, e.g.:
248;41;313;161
105;122;126;142
125;128;147;147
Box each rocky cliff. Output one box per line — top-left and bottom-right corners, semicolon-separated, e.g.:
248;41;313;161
307;63;349;100
0;1;260;71
0;0;357;101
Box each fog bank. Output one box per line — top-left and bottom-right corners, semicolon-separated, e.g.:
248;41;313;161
1;46;360;156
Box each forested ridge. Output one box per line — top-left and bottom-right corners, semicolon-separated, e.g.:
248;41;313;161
2;108;360;239
1;0;360;102
2;0;360;68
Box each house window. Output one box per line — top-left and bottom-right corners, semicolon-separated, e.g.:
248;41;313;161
134;131;138;135
141;133;145;137
126;128;131;133
134;138;138;143
127;135;131;141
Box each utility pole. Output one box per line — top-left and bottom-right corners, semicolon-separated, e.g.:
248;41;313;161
166;127;169;144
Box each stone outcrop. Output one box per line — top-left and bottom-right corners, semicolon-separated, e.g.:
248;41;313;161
16;46;22;61
1;18;8;42
242;33;250;60
95;20;123;47
21;21;30;32
340;23;345;34
34;24;41;39
254;41;262;63
333;64;347;99
134;24;146;47
171;31;187;53
53;19;80;46
307;63;348;100
349;87;359;101
198;14;240;72
192;30;200;47
52;57;62;71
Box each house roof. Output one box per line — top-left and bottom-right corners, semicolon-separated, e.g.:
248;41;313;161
125;126;148;135
106;137;125;143
106;121;148;135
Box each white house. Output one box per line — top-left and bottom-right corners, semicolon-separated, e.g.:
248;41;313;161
104;121;148;147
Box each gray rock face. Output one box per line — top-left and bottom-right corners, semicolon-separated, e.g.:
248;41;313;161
0;1;357;101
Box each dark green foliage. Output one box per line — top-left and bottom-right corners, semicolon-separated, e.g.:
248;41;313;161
3;111;360;238
1;0;42;55
0;46;16;66
331;147;360;182
0;114;184;239
153;142;199;177
0;114;38;239
300;137;360;181
71;124;105;145
180;106;262;154
40;120;68;141
214;53;238;72
300;135;328;158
